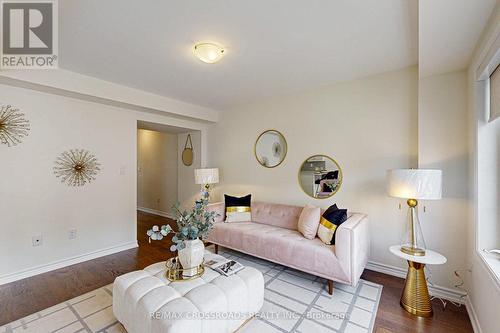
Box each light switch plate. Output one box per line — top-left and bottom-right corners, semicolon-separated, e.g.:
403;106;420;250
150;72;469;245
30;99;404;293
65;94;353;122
69;229;77;239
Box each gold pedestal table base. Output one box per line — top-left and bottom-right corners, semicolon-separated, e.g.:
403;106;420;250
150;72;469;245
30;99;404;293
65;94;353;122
400;260;432;317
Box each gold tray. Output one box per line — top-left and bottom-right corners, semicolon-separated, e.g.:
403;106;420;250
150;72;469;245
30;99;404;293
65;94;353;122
165;257;205;282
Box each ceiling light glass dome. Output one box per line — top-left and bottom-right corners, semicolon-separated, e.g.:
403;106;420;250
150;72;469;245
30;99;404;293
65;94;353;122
193;43;225;64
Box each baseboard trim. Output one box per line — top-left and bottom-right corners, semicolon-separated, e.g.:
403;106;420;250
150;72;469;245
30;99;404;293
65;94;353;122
465;295;482;333
137;206;175;219
366;260;467;304
366;260;406;279
0;241;138;286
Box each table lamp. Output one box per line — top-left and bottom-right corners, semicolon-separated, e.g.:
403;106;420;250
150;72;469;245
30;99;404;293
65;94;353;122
387;169;442;256
194;168;219;201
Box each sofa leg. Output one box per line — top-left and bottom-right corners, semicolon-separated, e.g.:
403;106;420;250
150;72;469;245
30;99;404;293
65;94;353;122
327;280;333;295
214;244;219;254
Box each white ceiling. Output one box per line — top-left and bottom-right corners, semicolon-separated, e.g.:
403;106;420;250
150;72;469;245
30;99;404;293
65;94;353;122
59;0;418;111
419;0;497;77
58;1;495;111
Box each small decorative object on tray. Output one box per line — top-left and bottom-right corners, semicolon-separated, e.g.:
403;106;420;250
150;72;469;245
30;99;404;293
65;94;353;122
205;258;244;276
165;257;180;270
165;257;205;282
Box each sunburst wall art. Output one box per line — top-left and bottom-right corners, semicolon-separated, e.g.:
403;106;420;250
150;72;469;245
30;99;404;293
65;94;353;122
0;104;30;147
54;149;101;187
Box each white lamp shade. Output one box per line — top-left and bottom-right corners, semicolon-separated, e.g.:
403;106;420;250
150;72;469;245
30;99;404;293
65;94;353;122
195;168;219;184
387;169;442;200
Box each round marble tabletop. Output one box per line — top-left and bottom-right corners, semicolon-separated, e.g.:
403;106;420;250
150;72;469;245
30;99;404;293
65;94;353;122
389;245;447;265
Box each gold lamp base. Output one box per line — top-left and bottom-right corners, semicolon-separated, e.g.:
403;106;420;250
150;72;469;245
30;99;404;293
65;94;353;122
400;261;433;317
401;245;426;256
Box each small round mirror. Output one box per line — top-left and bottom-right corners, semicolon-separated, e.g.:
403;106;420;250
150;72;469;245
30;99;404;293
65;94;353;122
299;155;342;199
254;130;288;168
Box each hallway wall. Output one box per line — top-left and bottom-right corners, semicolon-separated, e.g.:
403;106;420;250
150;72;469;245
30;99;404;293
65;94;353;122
137;129;178;215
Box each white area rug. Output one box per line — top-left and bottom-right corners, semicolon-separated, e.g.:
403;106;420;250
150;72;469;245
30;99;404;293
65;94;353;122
1;248;382;333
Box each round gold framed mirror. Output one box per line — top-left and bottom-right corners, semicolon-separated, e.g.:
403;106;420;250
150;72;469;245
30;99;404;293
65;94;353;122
254;130;288;168
298;155;342;199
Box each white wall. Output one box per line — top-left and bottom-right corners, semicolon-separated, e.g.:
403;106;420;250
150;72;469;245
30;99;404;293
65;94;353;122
0;85;136;279
178;131;202;207
208;66;476;292
0;83;209;283
466;3;500;332
208;67;420;277
137;129;178;214
418;70;470;289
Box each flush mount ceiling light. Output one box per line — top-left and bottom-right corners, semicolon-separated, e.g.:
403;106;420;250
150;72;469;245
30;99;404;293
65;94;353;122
193;42;225;64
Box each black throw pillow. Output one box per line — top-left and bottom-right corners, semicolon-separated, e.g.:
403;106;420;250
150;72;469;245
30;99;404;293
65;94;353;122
224;194;252;222
318;204;347;245
323;204;339;216
224;194;251;209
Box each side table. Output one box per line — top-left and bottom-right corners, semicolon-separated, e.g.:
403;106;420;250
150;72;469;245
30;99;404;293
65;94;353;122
389;245;447;317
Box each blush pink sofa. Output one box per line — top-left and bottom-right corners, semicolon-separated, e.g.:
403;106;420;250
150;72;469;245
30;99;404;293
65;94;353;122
206;201;369;294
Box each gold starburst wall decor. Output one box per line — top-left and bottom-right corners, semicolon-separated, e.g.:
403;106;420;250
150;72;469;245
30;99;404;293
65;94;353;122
0;104;30;147
54;149;101;187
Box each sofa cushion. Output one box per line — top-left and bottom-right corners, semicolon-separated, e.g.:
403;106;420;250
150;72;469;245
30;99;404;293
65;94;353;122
297;205;321;239
251;201;302;230
207;221;349;282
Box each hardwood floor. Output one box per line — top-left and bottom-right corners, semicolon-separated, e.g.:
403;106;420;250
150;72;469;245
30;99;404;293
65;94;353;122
0;211;473;333
361;270;472;333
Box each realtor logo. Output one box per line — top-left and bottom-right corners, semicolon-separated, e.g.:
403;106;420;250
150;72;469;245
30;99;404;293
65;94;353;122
1;0;58;69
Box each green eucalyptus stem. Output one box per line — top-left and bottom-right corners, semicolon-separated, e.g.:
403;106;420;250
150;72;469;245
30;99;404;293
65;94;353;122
146;197;219;252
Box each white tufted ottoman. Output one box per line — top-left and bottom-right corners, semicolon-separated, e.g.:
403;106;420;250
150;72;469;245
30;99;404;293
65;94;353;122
113;251;264;333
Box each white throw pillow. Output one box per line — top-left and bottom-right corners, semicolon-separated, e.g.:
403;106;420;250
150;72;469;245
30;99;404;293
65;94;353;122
297;205;321;239
225;211;252;223
317;219;336;244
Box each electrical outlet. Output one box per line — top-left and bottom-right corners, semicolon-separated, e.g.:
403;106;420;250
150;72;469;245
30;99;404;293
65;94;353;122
68;228;77;240
32;235;43;246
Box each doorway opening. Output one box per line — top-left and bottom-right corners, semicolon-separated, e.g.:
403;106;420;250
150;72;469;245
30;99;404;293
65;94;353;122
136;120;201;248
